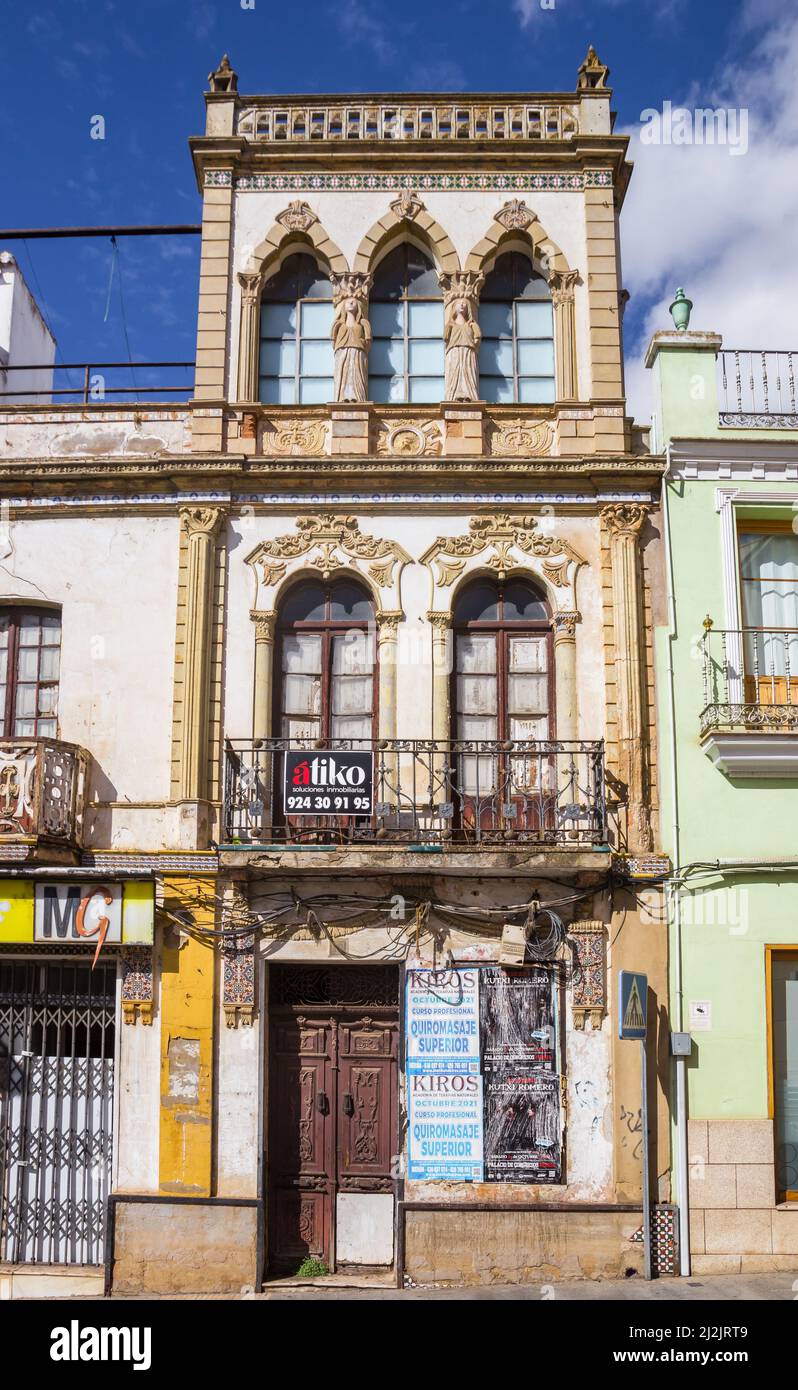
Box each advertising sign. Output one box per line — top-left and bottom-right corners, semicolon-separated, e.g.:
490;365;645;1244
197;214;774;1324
405;968;481;1075
407;1071;484;1181
283;749;373;817
0;880;154;946
483;1073;561;1183
479;966;557;1074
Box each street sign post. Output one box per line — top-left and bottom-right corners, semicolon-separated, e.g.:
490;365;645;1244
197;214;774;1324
618;970;651;1281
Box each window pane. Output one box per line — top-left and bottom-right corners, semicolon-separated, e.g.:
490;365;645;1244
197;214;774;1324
371;245;407;299
17;647;39;681
517;339;555;375
456;635;497;673
332;632;375;674
504;587;549;623
516;300;553;336
261;303;296;336
454;581;499;622
283;717;320;742
368;376;395;404
370;302;403;337
329;583;374;619
14;684;36;716
331;715;372;741
479;339;513;376
409;376;445;402
299;377;334;404
41;613;61;638
332;676;372;715
282;633;323;672
508;635;548;670
38;684;58;715
457;715;499;741
458;752;498;795
510;715;549;741
408;339;444;374
370;338;405;374
301;300;334;336
480;375;513;404
15;718;36;736
37;718;57;738
405;248;440;295
282;673;321;717
260;340;295;375
258;376;280;404
0;650;6;683
0;616;8;647
457;674;497;714
18;614;42;645
300;338;334;374
408;300;443;336
275;377;297;403
518;377;556;404
509;673;548;714
480;303;513;338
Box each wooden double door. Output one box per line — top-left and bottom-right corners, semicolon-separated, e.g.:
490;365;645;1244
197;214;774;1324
268;967;399;1273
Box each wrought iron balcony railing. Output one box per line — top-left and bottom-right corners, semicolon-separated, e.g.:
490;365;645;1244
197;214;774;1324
701;627;798;734
718;350;798;428
0;738;90;853
223;737;606;848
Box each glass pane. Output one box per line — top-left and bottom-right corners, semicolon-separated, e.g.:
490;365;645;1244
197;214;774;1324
517;339;555;375
508;635;547;670
409;376;445;403
480;303;513;338
331;715;372;741
329;583;374;619
409;339;445;374
0;616;8;647
371;245;407;299
772;955;798;1196
454;581;499;622
370;301;403;337
258;376;280;404
41;613;61;638
370;338;405;374
518;377;556;404
456;635;497;674
17;647;39;681
260;302;296;336
37;718;57;738
332;676;372;715
368;376;395;404
509;673;548;715
260;339;295;375
480;375;513;404
457;715;498;741
405;248;440;295
299;377;334;404
15;719;36;736
301;300;334;336
479;339;513;376
283;716;320;742
18;614;42;644
510;715;549;740
38;684;58;715
282;633;323;672
300;338;334;374
481;254;514;302
408;300;443;336
516;300;553;336
14;684;36;716
276;376;297;403
458;753;497;795
332;632;375;674
0;651;6;683
457;674;497;715
282;673;321;717
504;585;548;623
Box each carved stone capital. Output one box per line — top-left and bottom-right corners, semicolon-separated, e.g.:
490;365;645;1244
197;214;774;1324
250;608;277;642
180;505;226;539
427;610;452;631
237;270;261;304
601;503;650;538
495;198;535;231
375;610;402;638
275;200;319;234
438;270;485;308
549;269;580;304
552;609;580;639
330;271;373;306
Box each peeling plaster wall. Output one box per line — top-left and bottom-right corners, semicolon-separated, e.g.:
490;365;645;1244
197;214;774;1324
0;409;190;458
214;985;260;1196
115;986;160;1193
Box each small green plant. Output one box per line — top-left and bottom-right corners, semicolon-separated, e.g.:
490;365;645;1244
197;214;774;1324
296;1256;330;1278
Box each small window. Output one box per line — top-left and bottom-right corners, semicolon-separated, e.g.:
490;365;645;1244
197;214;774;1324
0;607;62;738
259;253;334;405
479;251;555;405
368;244;445;404
738;524;798;698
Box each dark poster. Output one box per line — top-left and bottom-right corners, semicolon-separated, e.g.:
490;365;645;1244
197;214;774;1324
479;967;562;1184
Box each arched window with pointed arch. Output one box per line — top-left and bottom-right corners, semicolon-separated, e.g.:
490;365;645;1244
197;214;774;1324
478;251;555;404
259;253;335;404
275;578;377;744
368;244;445;403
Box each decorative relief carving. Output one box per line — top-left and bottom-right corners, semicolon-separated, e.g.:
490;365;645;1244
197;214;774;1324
422;513;584;614
261;418;329;456
121;948;154;1026
390;189;425;220
179;505;225;538
495;198;535;231
549;268;580;304
569;920;607;1030
376;418;443;457
250;608;278;641
601;502;650;536
552;609;581;637
223;881;255;1027
275;200;319;233
487;417;554;457
248;513;411;593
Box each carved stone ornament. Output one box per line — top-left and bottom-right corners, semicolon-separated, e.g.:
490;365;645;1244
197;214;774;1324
179;505;225;539
237;271;261;304
495;198;535;232
577;45;610;90
423;513;582;587
601;502;650;537
569;920;607;1030
548;269;580;304
208;53;238;93
261;417;328;456
439;272;485;404
376;418;443;457
390;189;425;221
275;200;319;233
248;513;411;590
488;417;554;457
330;272;373;306
552;610;580;638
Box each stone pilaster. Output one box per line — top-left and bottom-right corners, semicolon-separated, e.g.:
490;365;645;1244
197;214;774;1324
376;611;401;743
251;609;276;743
552;609;580;740
178;506;226;805
601;504;652;850
550;270;580;401
236;272;261;403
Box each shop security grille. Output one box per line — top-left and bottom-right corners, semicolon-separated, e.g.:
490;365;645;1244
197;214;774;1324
0;959;116;1266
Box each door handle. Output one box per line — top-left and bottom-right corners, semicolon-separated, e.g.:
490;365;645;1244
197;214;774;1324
343;1093;354;1117
316;1091;329;1115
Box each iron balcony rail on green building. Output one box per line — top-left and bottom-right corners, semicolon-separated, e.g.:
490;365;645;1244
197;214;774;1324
718;349;798;428
701;627;798;734
223;737;607;847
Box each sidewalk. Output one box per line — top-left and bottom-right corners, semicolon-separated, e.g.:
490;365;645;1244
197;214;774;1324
254;1271;798;1301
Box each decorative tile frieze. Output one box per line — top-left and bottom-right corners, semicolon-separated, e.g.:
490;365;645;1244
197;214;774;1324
121;947;154;1026
220;170;613;193
205;169;233;187
569;920;606;1030
222;881;256;1027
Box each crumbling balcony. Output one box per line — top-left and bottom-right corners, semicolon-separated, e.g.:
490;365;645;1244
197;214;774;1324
0;738;90;863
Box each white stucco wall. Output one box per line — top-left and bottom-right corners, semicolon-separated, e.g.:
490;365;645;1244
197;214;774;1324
0;253;55;404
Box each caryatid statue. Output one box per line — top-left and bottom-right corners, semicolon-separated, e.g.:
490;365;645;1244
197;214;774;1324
330;272;373;403
439;271;485;403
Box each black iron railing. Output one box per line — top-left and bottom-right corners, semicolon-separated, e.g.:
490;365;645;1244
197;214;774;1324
0;361;195;403
701;626;798;733
223;737;607;847
718;350;798;427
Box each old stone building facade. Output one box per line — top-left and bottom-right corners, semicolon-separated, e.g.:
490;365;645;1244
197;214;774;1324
0;51;669;1294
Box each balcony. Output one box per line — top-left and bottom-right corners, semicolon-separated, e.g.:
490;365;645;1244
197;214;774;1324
0;739;90;863
701;627;798;776
718;350;798;430
223;737;607;851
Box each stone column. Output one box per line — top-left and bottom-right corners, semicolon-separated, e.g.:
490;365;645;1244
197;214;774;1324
552;610;580;740
178;506;225;806
602;504;652;850
428;612;452;808
251;609;276;743
550;269;580;401
376;611;401;806
236;272;261;403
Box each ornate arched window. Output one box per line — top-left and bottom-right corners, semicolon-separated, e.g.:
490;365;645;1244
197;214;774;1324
479;251;555;404
0;606;62;737
259;253;334;404
275;578;376;744
368;244;444;403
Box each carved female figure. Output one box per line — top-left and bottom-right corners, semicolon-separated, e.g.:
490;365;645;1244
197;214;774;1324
331;296;372;403
444;298;481;402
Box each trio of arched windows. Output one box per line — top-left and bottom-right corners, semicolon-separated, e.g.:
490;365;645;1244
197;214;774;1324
258;248;555;407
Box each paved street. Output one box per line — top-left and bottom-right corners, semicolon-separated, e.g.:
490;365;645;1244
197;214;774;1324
253;1272;797;1301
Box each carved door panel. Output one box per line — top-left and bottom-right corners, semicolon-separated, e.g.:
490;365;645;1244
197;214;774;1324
268;1018;333;1272
337;1019;398;1193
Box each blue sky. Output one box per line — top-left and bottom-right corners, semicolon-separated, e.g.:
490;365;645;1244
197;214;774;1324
3;0;796;418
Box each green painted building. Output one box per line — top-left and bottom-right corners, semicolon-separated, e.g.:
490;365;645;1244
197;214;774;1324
648;320;798;1273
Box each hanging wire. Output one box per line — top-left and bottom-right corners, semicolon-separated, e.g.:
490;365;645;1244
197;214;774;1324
110;235;138;397
20;238;78;391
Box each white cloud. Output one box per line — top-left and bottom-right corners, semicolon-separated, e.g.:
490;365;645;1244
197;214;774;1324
621;3;798;423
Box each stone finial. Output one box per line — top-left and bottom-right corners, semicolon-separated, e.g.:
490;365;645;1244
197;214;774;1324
577;45;609;90
208;54;238;93
669;287;693;332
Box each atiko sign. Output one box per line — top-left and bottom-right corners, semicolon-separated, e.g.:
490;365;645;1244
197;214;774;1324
283;749;373;817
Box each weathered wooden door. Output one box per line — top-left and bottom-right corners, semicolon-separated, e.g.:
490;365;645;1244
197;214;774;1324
267;965;399;1274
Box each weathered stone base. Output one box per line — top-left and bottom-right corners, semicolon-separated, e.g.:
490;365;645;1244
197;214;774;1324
111;1200;259;1295
405;1208;644;1285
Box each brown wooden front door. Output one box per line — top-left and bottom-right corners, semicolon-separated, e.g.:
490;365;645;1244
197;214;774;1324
267;965;399;1274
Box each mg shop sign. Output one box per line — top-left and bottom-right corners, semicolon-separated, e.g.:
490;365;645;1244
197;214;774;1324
35;883;122;963
284;749;373;816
